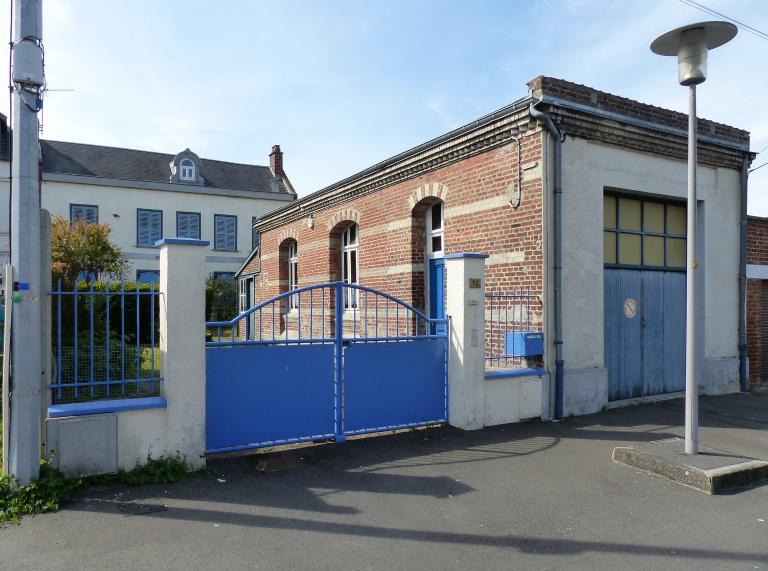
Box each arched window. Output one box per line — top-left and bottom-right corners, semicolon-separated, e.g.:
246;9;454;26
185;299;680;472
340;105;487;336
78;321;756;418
287;240;298;309
341;224;359;309
427;202;444;258
180;158;195;181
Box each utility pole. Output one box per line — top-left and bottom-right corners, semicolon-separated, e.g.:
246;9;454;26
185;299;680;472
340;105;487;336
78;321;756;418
7;0;44;484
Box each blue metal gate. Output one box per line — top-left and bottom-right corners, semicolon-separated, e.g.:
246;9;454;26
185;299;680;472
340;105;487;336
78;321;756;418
205;282;448;455
604;268;686;401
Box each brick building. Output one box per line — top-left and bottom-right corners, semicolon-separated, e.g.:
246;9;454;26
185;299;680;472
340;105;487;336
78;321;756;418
237;76;752;420
747;216;768;387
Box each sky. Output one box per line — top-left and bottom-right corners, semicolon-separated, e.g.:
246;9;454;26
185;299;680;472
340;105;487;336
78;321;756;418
2;0;767;213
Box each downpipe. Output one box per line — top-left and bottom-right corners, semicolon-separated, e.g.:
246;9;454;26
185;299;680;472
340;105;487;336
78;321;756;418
529;101;564;419
738;157;749;391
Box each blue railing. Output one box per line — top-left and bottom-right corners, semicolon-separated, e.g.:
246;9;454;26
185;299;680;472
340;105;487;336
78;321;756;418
49;281;162;404
486;287;542;369
207;282;447;346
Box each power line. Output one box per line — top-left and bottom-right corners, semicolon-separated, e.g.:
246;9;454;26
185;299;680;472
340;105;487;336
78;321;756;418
754;142;768;155
677;0;768;41
750;161;768;174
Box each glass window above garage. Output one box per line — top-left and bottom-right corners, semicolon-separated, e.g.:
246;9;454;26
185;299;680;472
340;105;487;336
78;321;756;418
603;193;686;270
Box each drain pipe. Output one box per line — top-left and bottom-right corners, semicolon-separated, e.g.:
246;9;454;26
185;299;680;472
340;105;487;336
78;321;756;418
530;101;564;419
738;157;749;391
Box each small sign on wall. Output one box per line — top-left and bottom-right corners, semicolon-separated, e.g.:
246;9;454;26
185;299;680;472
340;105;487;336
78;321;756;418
468;278;481;289
624;298;638;319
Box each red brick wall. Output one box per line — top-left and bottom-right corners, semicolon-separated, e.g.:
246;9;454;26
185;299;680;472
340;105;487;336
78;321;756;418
747;279;764;386
747;217;768;385
252;133;544;348
747;217;768;265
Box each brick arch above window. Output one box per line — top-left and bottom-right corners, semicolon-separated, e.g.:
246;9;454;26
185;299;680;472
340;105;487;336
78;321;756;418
407;182;448;210
277;227;299;245
326;208;361;231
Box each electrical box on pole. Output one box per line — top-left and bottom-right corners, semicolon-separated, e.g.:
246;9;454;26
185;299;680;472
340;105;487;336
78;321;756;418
12;39;45;87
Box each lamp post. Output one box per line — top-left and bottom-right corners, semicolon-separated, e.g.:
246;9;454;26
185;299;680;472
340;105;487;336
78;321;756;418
651;22;737;455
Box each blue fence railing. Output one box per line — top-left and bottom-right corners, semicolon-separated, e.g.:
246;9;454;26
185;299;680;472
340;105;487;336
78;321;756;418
49;281;162;404
485;287;542;370
207;282;447;346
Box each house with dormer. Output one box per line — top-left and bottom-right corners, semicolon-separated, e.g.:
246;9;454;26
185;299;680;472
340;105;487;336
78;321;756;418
0;115;295;283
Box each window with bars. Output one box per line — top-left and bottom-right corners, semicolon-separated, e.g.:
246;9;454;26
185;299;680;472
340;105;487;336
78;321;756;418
70;204;98;224
214;214;237;251
137;209;163;247
341;224;359;309
603;194;686;269
176;211;201;240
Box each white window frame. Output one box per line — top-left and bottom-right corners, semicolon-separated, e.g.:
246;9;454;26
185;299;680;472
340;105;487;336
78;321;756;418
179;158;195;181
341;224;359;309
238;279;247;313
287;241;298;310
426;202;444;260
425;201;444;315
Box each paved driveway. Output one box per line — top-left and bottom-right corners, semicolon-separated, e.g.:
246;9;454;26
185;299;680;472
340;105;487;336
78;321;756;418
2;393;767;570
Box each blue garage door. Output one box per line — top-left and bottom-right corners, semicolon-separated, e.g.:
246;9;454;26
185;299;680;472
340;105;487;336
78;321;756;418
603;194;687;401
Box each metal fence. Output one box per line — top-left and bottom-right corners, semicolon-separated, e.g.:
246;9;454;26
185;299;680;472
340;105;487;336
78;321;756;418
50;281;162;404
207;282;442;346
485;287;542;370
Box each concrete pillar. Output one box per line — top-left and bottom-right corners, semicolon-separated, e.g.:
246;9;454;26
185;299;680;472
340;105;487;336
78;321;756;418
158;238;208;469
445;253;488;430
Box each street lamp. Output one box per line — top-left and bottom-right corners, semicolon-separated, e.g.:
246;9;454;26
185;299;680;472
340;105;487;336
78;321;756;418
651;22;737;455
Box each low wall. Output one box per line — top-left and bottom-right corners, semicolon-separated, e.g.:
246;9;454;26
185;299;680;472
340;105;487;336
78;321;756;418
47;398;169;476
483;369;546;426
44;239;209;477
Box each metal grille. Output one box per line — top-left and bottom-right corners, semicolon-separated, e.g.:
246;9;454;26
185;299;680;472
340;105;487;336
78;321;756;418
49;281;162;404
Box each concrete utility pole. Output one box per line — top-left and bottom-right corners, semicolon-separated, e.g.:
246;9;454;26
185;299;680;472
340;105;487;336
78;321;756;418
7;0;44;484
651;21;737;455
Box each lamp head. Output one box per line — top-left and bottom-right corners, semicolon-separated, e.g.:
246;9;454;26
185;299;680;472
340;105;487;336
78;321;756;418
651;21;737;85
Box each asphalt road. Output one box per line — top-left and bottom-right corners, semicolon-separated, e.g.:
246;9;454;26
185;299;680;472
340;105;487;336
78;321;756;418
1;392;767;570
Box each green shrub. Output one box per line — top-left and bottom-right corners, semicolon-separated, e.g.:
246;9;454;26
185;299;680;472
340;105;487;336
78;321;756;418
0;459;82;525
117;453;191;486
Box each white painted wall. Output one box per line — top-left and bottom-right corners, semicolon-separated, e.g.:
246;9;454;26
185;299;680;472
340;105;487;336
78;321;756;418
560;138;741;409
41;179;289;278
159;240;207;468
0;162;290;279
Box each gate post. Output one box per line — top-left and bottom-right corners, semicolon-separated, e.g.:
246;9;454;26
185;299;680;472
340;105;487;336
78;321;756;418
157;238;209;469
445;253;488;430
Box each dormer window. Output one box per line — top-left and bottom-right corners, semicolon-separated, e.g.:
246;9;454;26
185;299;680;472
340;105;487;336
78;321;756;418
170;149;205;186
180;159;195;181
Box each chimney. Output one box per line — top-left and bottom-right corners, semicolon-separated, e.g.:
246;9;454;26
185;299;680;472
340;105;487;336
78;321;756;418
269;144;284;177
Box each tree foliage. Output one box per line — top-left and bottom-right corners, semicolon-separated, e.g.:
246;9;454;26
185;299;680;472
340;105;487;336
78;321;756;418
205;276;238;322
51;217;129;286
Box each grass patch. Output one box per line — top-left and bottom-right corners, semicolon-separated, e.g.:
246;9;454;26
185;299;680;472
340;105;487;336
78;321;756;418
0;459;82;525
113;453;191;486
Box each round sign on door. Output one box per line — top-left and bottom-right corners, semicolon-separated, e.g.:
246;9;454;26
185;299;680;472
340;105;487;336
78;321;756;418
623;298;638;319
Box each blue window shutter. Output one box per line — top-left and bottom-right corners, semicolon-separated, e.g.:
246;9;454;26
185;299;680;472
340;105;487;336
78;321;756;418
177;212;201;239
227;217;236;250
252;217;260;250
215;215;236;250
138;209;162;246
190;213;200;239
71;204;97;223
137;210;150;246
177;213;188;238
151;211;162;243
